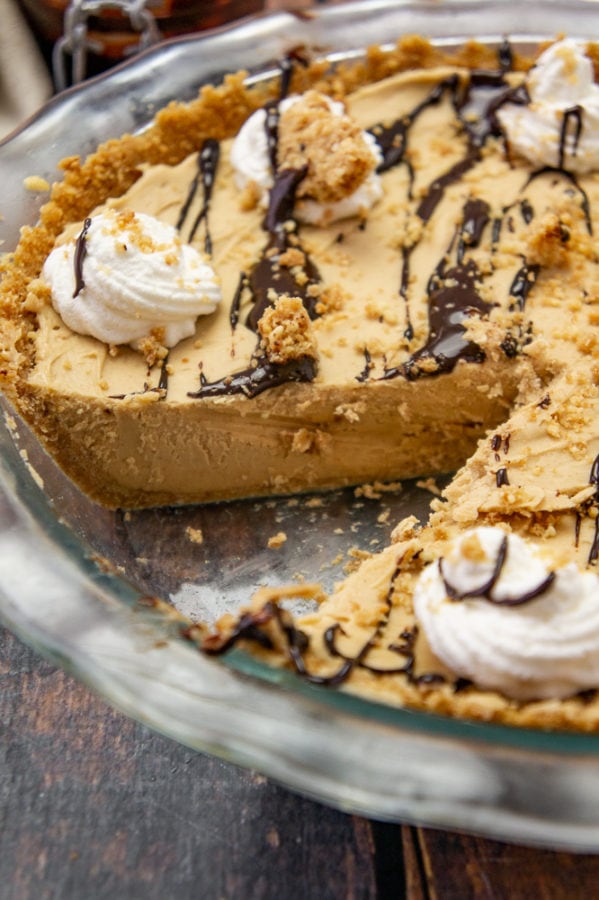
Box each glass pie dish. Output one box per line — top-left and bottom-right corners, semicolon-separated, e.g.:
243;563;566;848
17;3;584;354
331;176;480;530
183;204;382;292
5;0;599;851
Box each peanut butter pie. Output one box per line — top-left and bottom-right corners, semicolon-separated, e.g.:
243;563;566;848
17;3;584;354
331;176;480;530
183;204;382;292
4;36;599;725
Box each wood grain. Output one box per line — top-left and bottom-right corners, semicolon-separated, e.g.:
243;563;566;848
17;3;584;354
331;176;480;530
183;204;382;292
0;626;378;900
7;622;599;898
415;827;599;899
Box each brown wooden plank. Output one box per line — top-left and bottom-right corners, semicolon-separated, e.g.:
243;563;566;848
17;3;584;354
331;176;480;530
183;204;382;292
0;626;378;900
416;826;599;900
402;827;427;900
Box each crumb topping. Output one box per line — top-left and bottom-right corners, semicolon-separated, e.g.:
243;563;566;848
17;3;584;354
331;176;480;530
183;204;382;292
278;91;375;203
258;295;318;364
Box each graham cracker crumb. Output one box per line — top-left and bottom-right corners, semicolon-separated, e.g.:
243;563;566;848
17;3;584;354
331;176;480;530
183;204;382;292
137;331;169;368
186;526;204;544
278;91;374;203
267;531;287;549
526;212;571;267
24;176;50;192
258;295;318;364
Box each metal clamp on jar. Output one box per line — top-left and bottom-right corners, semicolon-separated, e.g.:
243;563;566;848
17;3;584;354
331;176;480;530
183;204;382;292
52;0;160;90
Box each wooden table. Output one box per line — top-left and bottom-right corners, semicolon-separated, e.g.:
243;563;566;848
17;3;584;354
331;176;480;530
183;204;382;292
3;625;599;898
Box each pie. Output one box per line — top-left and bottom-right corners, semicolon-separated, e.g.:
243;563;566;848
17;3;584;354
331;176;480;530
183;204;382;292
3;35;599;725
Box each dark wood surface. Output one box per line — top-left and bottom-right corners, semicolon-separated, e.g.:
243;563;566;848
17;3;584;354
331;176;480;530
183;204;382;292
4;625;599;898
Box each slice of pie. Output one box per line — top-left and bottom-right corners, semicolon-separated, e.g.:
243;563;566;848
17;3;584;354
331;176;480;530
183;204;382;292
217;358;599;730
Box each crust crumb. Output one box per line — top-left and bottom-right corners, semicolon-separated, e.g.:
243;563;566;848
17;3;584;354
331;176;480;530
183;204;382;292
526;212;571;267
258;295;318;364
267;531;287;549
137;331;169;368
186;526;204;544
278;90;374;203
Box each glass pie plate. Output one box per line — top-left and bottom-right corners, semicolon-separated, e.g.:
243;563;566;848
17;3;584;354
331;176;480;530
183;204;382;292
5;0;599;852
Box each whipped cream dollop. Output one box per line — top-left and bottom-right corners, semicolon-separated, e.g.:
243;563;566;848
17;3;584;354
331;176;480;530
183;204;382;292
497;39;599;173
230;93;382;226
43;208;221;348
414;527;599;700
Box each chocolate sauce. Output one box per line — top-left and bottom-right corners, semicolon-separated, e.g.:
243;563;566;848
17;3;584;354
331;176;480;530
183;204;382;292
457;197;491;264
491;433;510;462
406;260;489;378
229;272;246;330
586;452;599;565
498;38;513;73
263;55;300;175
356;347;374;383
496;467;509;487
372;75;459;177
201;557;445;687
508;262;540;311
176;139;220;253
520;198;534;225
524;167;592;235
245;167;321;333
324;623;409;677
158;355;169;394
440;536;556;606
188;139;220;254
416;154;478;223
188;353;317;400
559;105;584;170
399;245;414;342
200;604;277;655
73;217;92;298
413;71;516;221
194;171;321;398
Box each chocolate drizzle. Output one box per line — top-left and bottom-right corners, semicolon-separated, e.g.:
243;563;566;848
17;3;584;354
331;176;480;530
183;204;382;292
356;347;374;383
245;167;321;332
176;138;220;254
559;105;584;170
393;199;492;380
364;67;540;382
439;536;556;606
363;62;596;384
198;559;449;688
187;354;317;400
191;57;322;401
581;452;599;565
73;217;92;298
523;167;592;235
191;167;321;399
401;258;489;379
399;245;414;342
508;262;540;312
372;75;459;180
495;467;509;487
182;55;593;418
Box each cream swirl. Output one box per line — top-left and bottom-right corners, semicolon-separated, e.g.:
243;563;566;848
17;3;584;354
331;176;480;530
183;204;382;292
230;93;382;225
43;208;221;349
414;527;599;700
497;39;599;173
